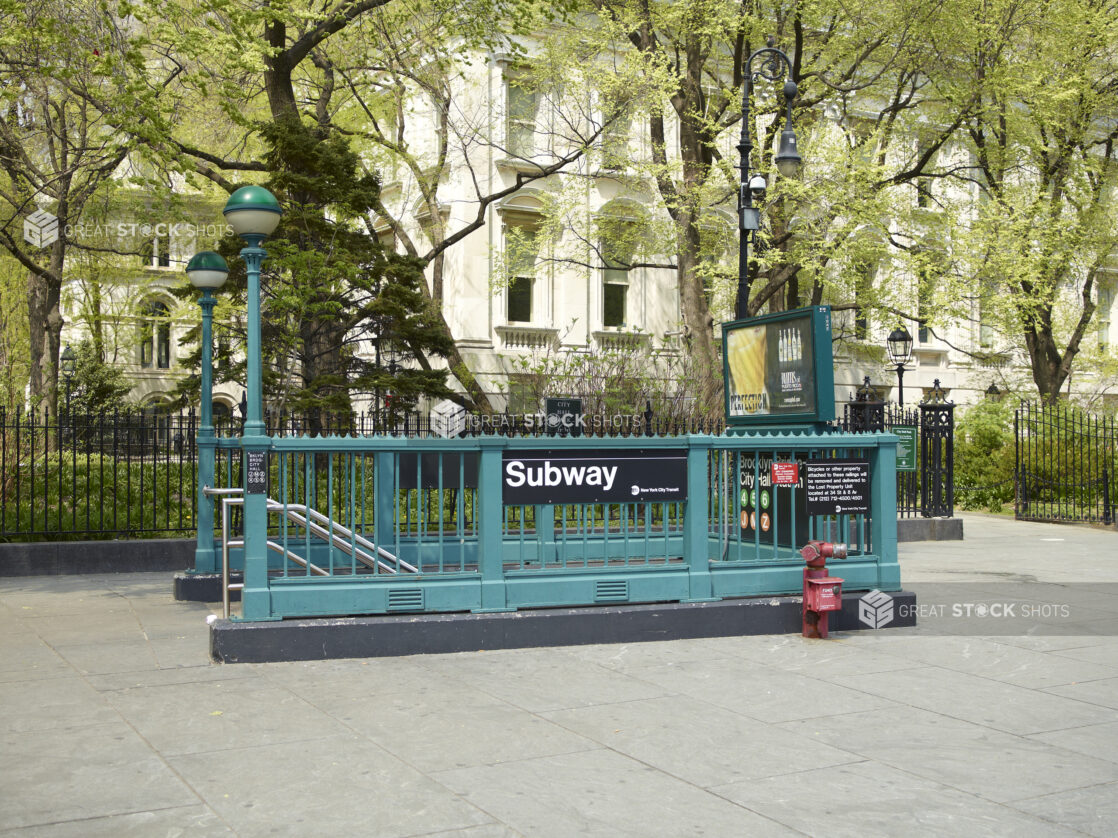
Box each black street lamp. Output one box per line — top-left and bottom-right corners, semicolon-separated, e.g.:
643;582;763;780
886;326;914;406
736;38;801;320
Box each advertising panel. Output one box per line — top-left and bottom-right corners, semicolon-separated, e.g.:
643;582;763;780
722;306;835;425
502;449;687;505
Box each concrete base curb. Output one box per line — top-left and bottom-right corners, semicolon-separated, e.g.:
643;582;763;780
174;571;241;602
898;517;963;542
0;538;193;576
210;590;918;663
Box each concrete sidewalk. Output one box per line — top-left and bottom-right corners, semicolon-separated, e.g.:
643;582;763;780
2;514;1116;836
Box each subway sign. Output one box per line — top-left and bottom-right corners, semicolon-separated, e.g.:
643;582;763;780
502;449;687;504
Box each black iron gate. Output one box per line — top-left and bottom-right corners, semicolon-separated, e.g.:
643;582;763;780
1016;401;1116;524
839;378;954;519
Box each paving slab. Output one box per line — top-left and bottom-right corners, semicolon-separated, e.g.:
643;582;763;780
433;748;800;837
104;678;355;757
711;760;1084;837
777;704;1118;804
169;734;495;838
1009;782;1118;838
0;806;236;837
541;694;860;787
0;721;199;829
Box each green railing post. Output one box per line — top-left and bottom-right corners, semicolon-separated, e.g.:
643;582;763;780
685;436;719;602
477;436;511;612
871;432;901;590
195;437;217;572
374;451;394;550
537;503;555;565
194;290;217;573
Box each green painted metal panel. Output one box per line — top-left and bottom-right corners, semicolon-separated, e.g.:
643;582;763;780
893;425;918;471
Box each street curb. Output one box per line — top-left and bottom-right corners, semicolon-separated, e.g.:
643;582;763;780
0;538;193;576
898;517;963;542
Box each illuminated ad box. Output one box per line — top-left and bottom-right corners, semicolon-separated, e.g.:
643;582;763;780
722;306;836;426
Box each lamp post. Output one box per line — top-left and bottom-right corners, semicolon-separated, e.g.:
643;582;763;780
736;40;801;320
886;325;914;407
222;186;282;620
186;251;229;574
223;186;282;439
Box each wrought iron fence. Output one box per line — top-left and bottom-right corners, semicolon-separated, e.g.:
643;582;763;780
0;407;199;540
1;406;726;541
1016;401;1116;524
835;388;954;519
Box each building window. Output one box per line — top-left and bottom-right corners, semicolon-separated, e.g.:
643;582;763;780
505;226;539;323
979;278;996;349
507;78;540;158
603;278;627;328
507;277;532;322
139;300;171;369
140;238;171;268
139;238;154;268
1099;284;1113;352
852;260;875;340
599;90;631;171
212;401;233;430
602;239;630;328
597;204;646;330
916;259;939;344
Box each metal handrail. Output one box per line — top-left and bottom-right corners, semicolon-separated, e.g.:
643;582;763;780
217;492;418;618
268;501;416;574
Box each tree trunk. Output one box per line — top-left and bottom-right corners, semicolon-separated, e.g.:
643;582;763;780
676;212;722;415
26;240;64;420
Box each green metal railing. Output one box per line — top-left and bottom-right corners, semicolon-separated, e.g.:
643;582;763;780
201;429;899;621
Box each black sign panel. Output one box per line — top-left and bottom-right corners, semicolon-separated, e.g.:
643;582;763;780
739;452;809;546
545;397;583;437
245;450;268;495
805;459;870;515
397;452;478;490
502;449;686;504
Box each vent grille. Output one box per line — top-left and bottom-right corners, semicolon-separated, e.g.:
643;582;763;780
387;589;424;612
594;580;629;602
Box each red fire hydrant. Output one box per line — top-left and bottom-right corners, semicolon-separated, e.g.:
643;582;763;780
801;540;846;639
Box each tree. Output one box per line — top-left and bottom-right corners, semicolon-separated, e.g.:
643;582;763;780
0;0;175;417
0;252;28;411
250;118;455;429
140;0;591;414
580;0;960;413
64;339;132;416
940;0;1118;402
